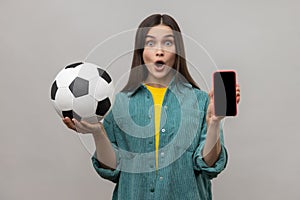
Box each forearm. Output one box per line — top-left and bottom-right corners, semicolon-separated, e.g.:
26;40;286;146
92;125;117;170
202;120;222;167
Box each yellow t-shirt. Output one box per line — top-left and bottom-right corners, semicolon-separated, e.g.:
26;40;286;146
145;84;167;170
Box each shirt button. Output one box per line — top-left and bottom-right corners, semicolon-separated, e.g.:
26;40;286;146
164;105;168;110
161;128;165;133
150;188;155;192
148;114;152;119
161;152;165;157
159;176;163;180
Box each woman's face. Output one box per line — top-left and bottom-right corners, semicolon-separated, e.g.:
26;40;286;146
143;24;176;86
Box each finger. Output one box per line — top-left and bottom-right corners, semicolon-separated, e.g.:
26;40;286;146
208;89;213;96
62;117;70;123
80;120;92;128
236;85;240;96
208;90;214;101
81;120;102;133
236;89;241;103
206;100;214;116
79;120;97;132
63;121;76;131
236;96;240;104
63;117;76;131
72;119;91;133
72;119;86;132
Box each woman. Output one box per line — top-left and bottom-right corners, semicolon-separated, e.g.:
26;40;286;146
63;14;240;200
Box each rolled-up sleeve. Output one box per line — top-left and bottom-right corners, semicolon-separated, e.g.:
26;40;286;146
91;152;120;183
193;133;228;179
91;111;121;183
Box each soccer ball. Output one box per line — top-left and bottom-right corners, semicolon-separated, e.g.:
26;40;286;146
50;62;114;123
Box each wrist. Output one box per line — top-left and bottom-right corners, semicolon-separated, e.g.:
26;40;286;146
92;132;106;143
92;126;105;138
208;118;221;127
94;122;108;136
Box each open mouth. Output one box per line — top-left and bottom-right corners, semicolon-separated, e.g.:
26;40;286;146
154;61;165;68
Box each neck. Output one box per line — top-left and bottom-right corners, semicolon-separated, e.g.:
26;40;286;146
144;72;175;88
145;83;167;88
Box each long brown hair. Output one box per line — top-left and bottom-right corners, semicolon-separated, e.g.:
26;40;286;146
122;14;200;92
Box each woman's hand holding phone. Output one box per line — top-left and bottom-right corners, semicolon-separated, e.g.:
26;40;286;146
206;70;241;125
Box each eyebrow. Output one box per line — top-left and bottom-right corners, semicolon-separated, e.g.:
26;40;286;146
145;34;174;39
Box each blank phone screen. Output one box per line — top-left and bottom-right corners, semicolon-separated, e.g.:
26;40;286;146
213;71;237;116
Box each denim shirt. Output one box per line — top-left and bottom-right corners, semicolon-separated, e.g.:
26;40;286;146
92;79;228;200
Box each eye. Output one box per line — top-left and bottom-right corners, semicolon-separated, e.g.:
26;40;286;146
164;40;173;47
145;40;155;47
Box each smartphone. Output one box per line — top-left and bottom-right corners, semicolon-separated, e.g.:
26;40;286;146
213;70;237;116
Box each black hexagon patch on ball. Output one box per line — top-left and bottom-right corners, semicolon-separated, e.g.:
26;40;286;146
69;77;89;98
96;98;111;116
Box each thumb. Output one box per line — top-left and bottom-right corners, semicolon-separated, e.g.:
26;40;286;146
208;89;214;101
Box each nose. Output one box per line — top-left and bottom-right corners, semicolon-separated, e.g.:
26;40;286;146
155;48;164;57
156;52;164;57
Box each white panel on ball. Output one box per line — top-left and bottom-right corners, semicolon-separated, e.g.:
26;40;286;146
78;63;100;80
73;95;97;118
94;78;113;101
55;88;74;110
55;67;81;87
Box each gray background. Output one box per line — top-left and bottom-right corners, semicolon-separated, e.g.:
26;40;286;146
1;0;299;199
